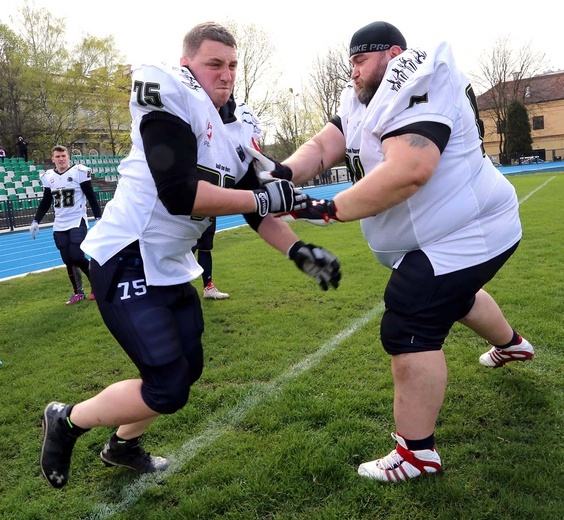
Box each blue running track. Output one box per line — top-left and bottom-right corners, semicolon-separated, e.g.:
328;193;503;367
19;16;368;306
0;183;351;281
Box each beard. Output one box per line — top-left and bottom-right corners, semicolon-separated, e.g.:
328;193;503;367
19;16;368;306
355;59;389;106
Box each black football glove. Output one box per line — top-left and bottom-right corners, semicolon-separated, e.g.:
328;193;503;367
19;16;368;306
253;180;309;217
246;145;293;184
288;240;341;291
279;198;341;226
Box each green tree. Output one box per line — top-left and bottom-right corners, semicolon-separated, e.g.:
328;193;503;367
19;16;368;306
505;99;533;158
18;2;72;157
71;35;130;156
0;23;27;157
1;1;131;161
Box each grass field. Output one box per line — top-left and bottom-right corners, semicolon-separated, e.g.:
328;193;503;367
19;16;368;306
0;172;563;519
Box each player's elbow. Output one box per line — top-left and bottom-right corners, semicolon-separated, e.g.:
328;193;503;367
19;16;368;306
412;165;434;187
407;150;438;188
156;174;199;216
158;182;197;216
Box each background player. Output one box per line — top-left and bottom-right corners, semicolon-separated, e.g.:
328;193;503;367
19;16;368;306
192;219;230;300
30;145;101;304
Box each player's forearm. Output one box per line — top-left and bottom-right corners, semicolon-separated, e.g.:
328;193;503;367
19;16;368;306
283;140;325;184
333;133;438;221
191;181;257;216
332;162;424;221
284;123;345;184
33;192;52;222
81;181;102;218
256;215;300;256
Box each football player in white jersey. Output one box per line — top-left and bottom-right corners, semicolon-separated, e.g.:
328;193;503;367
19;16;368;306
252;21;535;482
39;22;341;488
30;145;102;304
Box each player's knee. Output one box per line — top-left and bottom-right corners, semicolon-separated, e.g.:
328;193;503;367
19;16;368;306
145;383;191;415
187;362;203;387
380;310;445;355
142;359;202;415
380;311;401;355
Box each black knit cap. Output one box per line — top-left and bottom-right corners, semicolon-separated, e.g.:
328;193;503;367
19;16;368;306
349;21;406;57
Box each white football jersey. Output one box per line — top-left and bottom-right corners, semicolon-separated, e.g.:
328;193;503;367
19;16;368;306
338;42;522;275
82;62;262;286
40;164;92;231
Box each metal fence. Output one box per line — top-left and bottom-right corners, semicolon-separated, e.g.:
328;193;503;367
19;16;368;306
488;148;564;165
0;189;116;232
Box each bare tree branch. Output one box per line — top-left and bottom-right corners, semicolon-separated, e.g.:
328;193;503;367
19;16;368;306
472;36;548;160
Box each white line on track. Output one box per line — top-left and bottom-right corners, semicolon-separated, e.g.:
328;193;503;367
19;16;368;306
88;302;385;519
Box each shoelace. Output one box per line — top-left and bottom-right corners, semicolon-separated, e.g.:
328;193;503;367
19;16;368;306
376;448;404;470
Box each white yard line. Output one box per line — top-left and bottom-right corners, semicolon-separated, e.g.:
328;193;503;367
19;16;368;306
518;176;556;204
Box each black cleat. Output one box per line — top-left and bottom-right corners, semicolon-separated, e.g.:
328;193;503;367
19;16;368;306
40;402;81;488
100;436;169;473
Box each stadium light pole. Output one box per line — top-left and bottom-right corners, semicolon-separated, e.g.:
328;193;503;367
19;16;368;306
289;88;299;152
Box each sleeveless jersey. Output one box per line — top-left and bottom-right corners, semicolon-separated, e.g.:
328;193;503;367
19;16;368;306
338;42;522;275
40;164;92;231
82;62;262;286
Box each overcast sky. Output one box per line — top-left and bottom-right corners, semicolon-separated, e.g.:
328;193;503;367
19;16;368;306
3;0;562;91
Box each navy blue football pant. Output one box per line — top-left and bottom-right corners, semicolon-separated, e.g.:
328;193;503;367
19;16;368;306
192;218;216;287
53;220;90;293
89;242;204;414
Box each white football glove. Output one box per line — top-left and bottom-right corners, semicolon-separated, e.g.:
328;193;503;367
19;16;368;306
30;220;40;239
245;146;293;184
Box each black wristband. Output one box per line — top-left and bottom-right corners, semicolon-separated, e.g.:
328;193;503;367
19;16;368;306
288;240;306;260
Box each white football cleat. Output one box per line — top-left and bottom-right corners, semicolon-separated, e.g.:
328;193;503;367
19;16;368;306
202;283;230;300
479;337;535;368
358;433;442;482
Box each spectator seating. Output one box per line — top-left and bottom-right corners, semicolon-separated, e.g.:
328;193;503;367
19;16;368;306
1;154;125;186
71;154;124;184
0;155;125;211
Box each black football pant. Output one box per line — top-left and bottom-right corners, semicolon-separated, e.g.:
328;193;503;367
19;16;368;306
89;241;204;414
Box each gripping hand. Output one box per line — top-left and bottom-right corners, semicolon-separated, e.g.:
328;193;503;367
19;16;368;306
30;220;40;239
246;146;293;184
288;240;341;291
253;180;308;217
279;198;341;226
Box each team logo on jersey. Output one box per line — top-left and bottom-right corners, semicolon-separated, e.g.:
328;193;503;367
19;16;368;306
241;110;261;134
236;145;245;162
177;66;203;92
386;49;427;92
407;93;429;108
206;122;212;140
